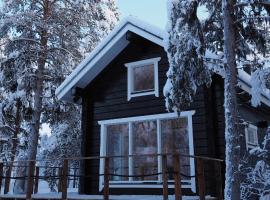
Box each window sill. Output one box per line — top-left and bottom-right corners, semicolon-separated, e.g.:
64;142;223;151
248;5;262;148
128;91;158;100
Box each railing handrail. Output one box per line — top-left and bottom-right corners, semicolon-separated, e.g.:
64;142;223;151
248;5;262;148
0;153;224;164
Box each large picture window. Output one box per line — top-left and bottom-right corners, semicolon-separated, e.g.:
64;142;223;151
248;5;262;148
99;111;196;192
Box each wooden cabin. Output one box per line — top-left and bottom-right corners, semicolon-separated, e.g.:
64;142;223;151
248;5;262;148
56;17;270;198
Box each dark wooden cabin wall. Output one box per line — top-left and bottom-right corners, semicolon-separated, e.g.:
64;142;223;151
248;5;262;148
79;36;270;195
80;38;219;195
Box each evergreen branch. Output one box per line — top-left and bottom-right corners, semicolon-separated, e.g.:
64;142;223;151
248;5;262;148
235;16;270;23
47;47;80;59
235;1;270;7
0;125;16;134
202;0;222;32
11;38;41;45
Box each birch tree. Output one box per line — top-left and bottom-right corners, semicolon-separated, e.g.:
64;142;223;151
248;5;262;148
166;0;270;199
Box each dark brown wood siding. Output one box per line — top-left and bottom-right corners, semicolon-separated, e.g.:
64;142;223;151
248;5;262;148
79;37;221;195
79;36;270;196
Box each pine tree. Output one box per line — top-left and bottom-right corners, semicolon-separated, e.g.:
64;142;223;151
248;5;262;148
0;0;119;193
166;0;270;199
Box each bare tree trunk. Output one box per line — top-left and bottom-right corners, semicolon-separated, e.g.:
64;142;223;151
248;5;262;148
222;0;241;199
27;0;49;161
5;99;21;193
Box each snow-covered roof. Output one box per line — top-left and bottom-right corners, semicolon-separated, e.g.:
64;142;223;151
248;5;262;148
56;16;164;102
56;16;270;107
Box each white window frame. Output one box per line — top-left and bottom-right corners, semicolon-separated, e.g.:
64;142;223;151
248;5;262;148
98;110;196;192
125;57;161;101
245;124;258;150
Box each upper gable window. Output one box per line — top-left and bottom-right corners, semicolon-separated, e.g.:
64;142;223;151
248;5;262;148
125;57;161;100
245;124;258;150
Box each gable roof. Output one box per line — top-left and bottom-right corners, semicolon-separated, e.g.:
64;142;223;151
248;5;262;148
55;16;164;102
56;16;270;107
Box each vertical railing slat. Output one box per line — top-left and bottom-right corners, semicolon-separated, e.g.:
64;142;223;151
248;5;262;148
0;162;3;194
73;168;77;188
61;159;68;200
58;167;63;192
26;161;35;199
103;157;110;200
197;158;205;200
216;161;223;200
173;153;182;200
4;164;12;194
162;154;168;200
34;166;39;194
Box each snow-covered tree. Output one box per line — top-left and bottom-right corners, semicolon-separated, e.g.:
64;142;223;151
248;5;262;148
240;127;270;199
166;0;270;199
0;0;119;193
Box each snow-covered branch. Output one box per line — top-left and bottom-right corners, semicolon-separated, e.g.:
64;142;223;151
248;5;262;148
47;47;80;59
235;16;270;24
235;1;270;7
0;125;15;134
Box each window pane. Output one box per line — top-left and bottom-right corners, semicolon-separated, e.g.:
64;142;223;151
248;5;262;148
161;118;190;179
133;120;157;181
107;124;129;181
247;128;257;144
133;64;154;92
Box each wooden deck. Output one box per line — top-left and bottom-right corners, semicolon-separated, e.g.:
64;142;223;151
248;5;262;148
0;193;217;200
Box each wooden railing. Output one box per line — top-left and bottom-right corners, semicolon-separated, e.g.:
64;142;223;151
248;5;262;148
0;153;224;200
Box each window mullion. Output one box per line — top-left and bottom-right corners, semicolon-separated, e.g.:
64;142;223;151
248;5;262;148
157;119;162;182
128;122;133;181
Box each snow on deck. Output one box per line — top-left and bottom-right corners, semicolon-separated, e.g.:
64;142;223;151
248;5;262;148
0;193;216;200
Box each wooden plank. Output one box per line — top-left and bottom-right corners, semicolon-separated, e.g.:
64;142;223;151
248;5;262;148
216;161;224;200
173;154;182;200
197;158;205;200
61;160;68;200
103;157;110;200
34;166;39;194
0;162;3;194
162;154;168;200
4;164;12;194
26;161;35;199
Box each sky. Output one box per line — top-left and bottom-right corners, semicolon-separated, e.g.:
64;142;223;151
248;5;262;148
117;0;167;29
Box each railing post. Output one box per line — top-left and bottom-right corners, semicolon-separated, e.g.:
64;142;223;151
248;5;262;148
162;154;168;200
34;166;39;194
173;153;182;200
4;164;12;194
26;160;35;200
62;159;68;200
73;168;77;188
58;167;63;192
196;158;205;200
0;162;3;194
103;157;110;200
216;161;223;200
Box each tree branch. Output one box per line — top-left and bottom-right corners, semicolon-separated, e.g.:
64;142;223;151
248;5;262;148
47;47;80;59
235;1;270;7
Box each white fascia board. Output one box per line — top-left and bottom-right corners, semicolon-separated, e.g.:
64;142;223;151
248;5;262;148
56;17;164;102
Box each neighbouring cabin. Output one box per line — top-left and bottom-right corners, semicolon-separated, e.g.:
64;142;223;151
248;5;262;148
56;17;270;198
